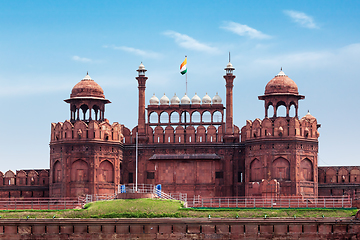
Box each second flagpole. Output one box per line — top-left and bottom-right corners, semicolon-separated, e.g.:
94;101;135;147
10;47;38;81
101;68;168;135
185;55;187;95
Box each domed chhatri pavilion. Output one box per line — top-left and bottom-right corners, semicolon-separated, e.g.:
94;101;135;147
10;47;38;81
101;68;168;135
0;62;359;199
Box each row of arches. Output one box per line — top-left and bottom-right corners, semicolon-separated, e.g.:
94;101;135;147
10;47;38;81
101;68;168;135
319;167;360;184
53;159;114;183
0;170;49;186
265;101;298;118
51;120;123;142
250;158;313;182
70;103;106;122
122;124;240;144
148;110;223;124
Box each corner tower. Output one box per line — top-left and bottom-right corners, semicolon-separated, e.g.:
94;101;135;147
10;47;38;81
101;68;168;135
49;73;123;197
241;70;320;197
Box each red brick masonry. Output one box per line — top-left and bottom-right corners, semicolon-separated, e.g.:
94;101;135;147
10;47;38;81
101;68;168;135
0;217;359;239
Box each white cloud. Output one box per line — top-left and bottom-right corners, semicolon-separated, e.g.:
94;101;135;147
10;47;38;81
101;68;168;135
252;43;360;70
0;84;70;97
72;55;92;62
163;31;219;53
220;21;271;39
283;10;318;29
104;45;161;58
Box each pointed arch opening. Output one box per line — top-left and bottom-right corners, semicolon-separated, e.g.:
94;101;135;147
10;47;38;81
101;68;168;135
213;111;222;122
191;111;201;123
202;111;211;123
181;111;190;124
300;158;313;181
170;111;180;123
71;160;89;182
149;112;158;123
160;112;169;124
276;102;287;117
250;159;262;182
272;157;290;180
99;160;114;183
267;104;274;118
53;161;62;183
289;102;296;117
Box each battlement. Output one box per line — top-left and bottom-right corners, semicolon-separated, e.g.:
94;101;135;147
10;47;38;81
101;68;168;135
0;170;49;187
122;124;240;144
241;116;320;142
50;120;123;143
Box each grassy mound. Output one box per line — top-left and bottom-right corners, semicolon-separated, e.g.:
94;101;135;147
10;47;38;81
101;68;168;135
0;198;357;219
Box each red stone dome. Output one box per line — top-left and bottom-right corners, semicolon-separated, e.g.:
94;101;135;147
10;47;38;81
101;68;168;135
70;74;105;99
265;70;298;95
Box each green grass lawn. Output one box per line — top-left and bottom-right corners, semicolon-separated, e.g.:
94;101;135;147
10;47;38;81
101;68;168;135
0;198;357;219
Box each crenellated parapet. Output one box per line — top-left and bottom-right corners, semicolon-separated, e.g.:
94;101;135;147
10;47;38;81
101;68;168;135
318;166;360;184
122;124;240;144
0;170;49;186
241;114;320;142
50;120;123;143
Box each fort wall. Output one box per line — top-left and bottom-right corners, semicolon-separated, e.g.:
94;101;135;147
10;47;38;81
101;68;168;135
0;218;358;239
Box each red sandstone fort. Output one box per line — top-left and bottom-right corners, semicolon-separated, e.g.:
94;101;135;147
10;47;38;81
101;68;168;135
0;62;359;200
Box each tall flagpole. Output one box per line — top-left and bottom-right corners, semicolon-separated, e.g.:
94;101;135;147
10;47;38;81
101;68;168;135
185;55;187;95
135;131;138;192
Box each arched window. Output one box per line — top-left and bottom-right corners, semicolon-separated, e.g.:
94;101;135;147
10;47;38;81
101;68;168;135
300;158;313;181
276;103;286;117
250;159;262;181
80;104;89;121
170;112;180;123
272;157;290;180
289;103;296;117
191;111;201;123
71;105;77;120
213;111;222;122
92;105;100;120
202;111;211;123
181;111;190;123
160;112;169;123
149;112;158;123
267;104;274;118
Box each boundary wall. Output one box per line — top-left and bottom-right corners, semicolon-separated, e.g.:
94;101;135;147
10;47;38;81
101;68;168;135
0;217;359;239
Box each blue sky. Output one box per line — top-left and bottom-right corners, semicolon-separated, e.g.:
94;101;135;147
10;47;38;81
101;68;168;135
0;1;359;172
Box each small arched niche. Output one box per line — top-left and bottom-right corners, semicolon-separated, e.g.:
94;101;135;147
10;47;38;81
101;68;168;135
300;158;313;181
250;159;262;182
99;160;114;183
272;157;290;180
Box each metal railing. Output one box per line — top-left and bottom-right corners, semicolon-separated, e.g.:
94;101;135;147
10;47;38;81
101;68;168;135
117;184;187;203
0;198;83;210
83;193;117;204
119;183;155;194
185;196;353;208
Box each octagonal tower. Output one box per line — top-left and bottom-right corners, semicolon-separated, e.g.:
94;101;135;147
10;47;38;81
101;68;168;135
49;73;123;198
241;70;320;198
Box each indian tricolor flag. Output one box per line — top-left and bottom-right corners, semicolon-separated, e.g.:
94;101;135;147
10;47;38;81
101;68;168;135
180;57;187;75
